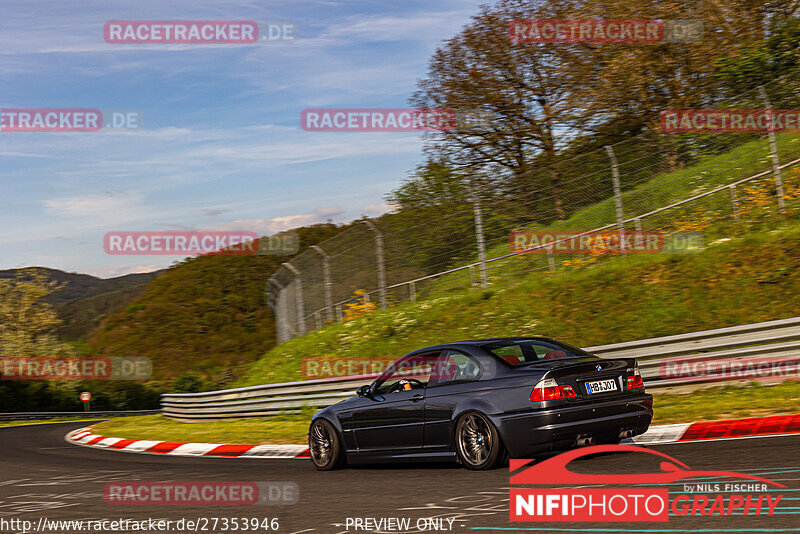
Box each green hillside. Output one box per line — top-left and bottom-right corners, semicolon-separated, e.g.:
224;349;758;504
237;225;800;387
429;133;800;292
57;283;153;341
87;224;345;383
0;267;161;340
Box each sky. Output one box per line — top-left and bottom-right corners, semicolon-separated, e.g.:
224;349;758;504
0;0;485;278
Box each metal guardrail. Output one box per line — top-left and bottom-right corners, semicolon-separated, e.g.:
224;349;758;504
161;375;375;421
160;316;800;421
0;410;160;422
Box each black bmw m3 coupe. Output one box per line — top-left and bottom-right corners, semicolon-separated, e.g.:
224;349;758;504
308;337;653;470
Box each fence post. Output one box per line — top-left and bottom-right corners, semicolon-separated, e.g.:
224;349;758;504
282;262;306;336
758;85;787;216
605;145;626;253
409;281;416;302
335;304;342;323
267;277;289;343
729;184;740;220
634;218;642;232
265;278;276;312
311;245;334;322
547;249;555;272
362;220;388;310
468;181;489;288
315;311;322;329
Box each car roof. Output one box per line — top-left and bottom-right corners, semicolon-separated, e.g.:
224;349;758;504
412;336;560;352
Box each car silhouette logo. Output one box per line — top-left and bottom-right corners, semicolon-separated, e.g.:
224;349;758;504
596;364;602;371
509;444;786;487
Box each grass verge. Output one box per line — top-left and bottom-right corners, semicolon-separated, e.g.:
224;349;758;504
0;417;99;428
653;381;800;424
91;414;309;445
88;381;800;445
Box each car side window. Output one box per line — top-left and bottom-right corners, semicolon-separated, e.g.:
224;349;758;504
373;353;439;394
484;339;582;365
527;342;573;360
491;344;524;365
429;350;482;387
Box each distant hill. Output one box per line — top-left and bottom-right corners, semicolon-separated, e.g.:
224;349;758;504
0;267;162;340
87;224;345;383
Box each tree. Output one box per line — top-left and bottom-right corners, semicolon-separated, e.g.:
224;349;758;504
412;0;584;220
386;160;468;211
0;269;74;356
171;372;207;393
412;0;789;216
716;16;800;95
384;160;509;275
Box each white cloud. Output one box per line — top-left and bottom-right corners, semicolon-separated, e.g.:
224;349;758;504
360;202;395;216
87;264;163;278
211;206;346;235
321;12;475;43
43;191;143;218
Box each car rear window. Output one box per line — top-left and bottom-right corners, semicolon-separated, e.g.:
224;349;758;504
482;339;590;366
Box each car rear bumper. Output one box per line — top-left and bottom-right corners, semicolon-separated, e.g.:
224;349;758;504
493;393;653;457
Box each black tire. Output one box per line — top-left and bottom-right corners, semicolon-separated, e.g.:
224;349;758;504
308;419;344;470
454;412;506;470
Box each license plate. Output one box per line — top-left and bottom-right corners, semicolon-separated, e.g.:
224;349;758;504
585;378;618;394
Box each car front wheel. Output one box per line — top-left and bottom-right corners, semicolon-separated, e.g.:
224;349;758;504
455;412;506;470
308;419;343;470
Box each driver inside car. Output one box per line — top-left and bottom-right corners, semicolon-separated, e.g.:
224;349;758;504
385;377;425;393
378;355;439;394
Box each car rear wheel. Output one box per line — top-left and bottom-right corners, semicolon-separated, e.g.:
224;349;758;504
455;412;506;470
309;419;343;470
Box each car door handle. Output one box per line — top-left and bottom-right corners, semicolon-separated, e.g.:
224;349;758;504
411;394;424;402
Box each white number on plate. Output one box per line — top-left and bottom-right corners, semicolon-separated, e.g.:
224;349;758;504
585;378;618;394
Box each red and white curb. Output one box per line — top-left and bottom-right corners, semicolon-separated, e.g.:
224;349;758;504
65;427;309;459
65;413;800;459
628;412;800;444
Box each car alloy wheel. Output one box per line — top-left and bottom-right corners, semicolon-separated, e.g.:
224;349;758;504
309;419;343;470
455;412;505;470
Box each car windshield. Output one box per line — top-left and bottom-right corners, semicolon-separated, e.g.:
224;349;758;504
482;339;591;366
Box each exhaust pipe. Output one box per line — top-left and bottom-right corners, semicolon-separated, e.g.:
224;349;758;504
619;429;635;439
576;436;595;447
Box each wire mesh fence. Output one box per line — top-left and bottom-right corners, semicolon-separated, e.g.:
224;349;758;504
269;74;800;343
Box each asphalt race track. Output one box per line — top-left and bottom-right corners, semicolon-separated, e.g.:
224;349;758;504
1;422;799;533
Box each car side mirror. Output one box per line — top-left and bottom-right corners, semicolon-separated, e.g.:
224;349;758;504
356;385;371;397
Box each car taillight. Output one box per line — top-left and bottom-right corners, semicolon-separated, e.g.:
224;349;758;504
626;368;644;389
530;378;576;402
